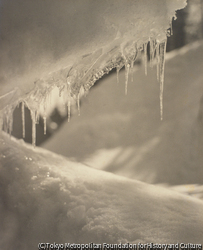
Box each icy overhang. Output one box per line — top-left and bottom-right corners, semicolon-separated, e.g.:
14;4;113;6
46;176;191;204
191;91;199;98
0;0;186;106
0;0;187;143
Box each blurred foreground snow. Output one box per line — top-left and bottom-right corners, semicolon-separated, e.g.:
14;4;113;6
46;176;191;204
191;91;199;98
1;132;203;249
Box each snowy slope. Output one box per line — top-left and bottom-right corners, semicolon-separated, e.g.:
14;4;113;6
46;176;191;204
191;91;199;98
43;41;203;185
1;132;203;249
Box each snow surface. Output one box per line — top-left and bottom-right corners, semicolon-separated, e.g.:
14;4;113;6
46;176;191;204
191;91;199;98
0;132;203;249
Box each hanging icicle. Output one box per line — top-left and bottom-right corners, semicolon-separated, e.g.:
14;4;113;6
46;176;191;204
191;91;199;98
0;115;3;132
150;39;156;68
144;42;148;75
36;110;40;124
116;67;120;84
156;41;160;82
169;20;173;36
67;81;72;122
116;61;124;85
30;110;36;147
124;63;130;95
4;106;14;136
130;59;134;83
77;94;80;116
21;102;25;138
159;40;167;121
8;109;13;136
43;116;46;135
59;85;65;98
4;108;9;133
130;43;138;82
67;100;71;122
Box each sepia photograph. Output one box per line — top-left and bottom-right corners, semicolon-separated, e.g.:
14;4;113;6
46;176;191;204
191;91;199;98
0;0;203;249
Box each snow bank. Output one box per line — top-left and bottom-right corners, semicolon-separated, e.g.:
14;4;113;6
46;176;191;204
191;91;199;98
1;132;203;249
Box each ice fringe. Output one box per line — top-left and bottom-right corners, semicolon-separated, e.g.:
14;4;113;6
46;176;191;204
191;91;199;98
1;37;168;145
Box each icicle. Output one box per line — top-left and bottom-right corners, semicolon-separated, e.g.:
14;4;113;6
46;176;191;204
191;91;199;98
30;110;36;147
8;110;13;136
144;43;148;75
124;64;130;95
150;39;153;67
46;91;51;106
150;39;156;68
159;40;167;121
67;81;71;122
36;110;40;124
59;85;65;97
156;41;160;82
43;97;47;135
5;107;14;136
116;61;124;85
77;94;80;116
0;116;3;131
170;20;173;36
62;87;66;107
67;100;71;122
130;43;137;82
43;116;46;135
4;110;9;133
130;60;134;82
21;102;25;138
116;67;120;84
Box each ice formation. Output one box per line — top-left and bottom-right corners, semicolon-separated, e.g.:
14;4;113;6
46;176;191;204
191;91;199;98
0;0;187;144
1;39;168;142
21;102;25;138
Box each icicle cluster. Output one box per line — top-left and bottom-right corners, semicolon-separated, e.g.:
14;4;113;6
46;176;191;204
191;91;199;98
1;34;168;146
119;38;167;121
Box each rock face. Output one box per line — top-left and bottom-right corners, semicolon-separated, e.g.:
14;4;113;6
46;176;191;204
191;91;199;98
1;132;203;249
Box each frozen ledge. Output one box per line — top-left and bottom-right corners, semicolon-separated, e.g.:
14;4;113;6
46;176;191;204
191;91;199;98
0;1;186;135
